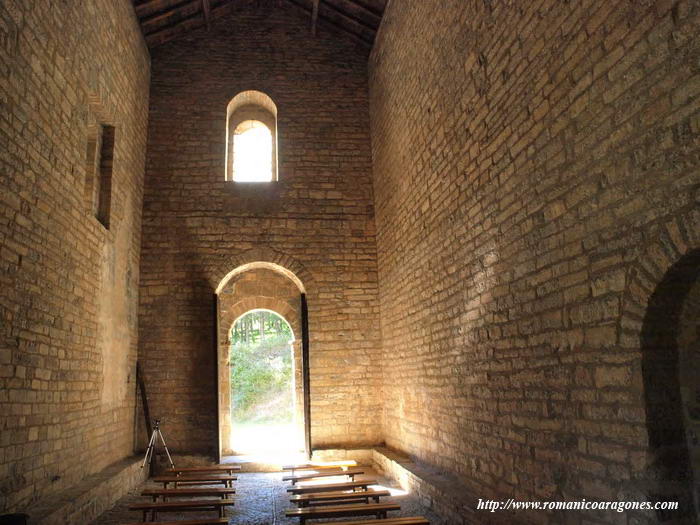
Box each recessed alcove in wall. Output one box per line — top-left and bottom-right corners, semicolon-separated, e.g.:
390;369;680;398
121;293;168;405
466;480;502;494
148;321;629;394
641;248;700;521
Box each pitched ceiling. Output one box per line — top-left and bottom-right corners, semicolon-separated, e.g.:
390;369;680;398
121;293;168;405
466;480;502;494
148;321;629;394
131;0;387;49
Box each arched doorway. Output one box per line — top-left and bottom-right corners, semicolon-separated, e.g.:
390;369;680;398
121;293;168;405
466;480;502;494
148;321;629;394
641;248;700;520
215;263;309;459
228;309;301;453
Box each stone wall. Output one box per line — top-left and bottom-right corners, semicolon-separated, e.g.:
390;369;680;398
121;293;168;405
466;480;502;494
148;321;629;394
369;0;700;522
0;0;149;512
138;0;382;454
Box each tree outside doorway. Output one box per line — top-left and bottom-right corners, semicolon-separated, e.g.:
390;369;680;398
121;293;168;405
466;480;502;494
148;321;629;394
229;309;298;453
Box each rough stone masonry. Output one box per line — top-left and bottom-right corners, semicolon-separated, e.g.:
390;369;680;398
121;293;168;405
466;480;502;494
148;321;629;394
1;0;700;524
369;0;700;523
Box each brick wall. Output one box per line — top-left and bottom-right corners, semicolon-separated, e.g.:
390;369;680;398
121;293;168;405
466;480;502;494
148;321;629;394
0;0;149;512
369;0;700;522
138;0;382;454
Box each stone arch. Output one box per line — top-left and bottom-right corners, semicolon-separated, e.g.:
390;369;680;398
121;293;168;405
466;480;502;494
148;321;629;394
619;212;700;520
215;258;307;455
222;299;301;339
210;246;315;294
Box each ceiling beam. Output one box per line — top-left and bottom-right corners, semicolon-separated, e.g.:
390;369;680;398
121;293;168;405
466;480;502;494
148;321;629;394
319;0;376;32
145;0;236;46
134;0;179;18
327;0;381;26
202;0;212;30
140;0;199;28
341;0;382;19
139;0;382;48
145;9;204;42
311;0;320;35
285;0;373;46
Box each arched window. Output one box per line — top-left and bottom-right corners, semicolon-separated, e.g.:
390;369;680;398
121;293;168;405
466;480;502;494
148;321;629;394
225;90;278;182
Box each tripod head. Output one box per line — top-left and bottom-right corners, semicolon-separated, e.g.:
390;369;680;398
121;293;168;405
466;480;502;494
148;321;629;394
153;418;161;430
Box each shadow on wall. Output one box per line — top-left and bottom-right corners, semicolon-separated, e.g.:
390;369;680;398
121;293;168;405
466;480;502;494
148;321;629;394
137;224;216;455
640;248;700;521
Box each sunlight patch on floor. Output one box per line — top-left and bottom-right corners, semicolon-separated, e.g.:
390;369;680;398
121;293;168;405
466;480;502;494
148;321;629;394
370;483;410;496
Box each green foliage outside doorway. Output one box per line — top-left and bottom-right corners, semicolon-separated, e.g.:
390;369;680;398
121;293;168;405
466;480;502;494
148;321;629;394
230;310;293;424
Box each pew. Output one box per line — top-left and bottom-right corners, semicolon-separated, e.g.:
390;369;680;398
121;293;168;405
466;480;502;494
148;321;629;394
129;498;233;521
313;518;429;525
141;487;235;501
129;518;229;525
287;479;378;494
290;488;390;507
167;465;241;476
285;502;400;524
283;467;364;485
282;460;357;474
152;474;237;488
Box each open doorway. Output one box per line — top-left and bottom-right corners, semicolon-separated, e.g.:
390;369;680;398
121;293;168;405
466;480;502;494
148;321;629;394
229;309;300;453
215;263;308;461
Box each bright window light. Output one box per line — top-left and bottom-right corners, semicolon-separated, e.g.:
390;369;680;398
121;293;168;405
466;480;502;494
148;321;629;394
233;120;272;182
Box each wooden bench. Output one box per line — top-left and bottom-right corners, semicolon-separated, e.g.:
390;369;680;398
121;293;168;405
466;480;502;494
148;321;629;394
287;479;377;494
285;502;400;524
167;464;241;476
282;460;357;474
129;518;229;525
313;518;429;525
151;474;237;488
290;488;390;507
129;498;234;521
283;467;364;485
141;487;235;501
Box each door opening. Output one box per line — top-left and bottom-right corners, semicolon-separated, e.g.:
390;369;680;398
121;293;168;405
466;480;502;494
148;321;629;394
229;309;302;454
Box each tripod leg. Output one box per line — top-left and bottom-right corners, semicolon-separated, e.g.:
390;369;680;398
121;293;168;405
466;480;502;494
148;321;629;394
156;429;175;469
141;430;157;469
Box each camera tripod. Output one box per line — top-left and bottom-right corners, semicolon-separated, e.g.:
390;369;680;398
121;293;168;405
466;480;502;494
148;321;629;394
141;419;175;470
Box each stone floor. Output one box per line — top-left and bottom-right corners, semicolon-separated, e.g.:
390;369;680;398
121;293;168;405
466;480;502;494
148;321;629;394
92;469;445;524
